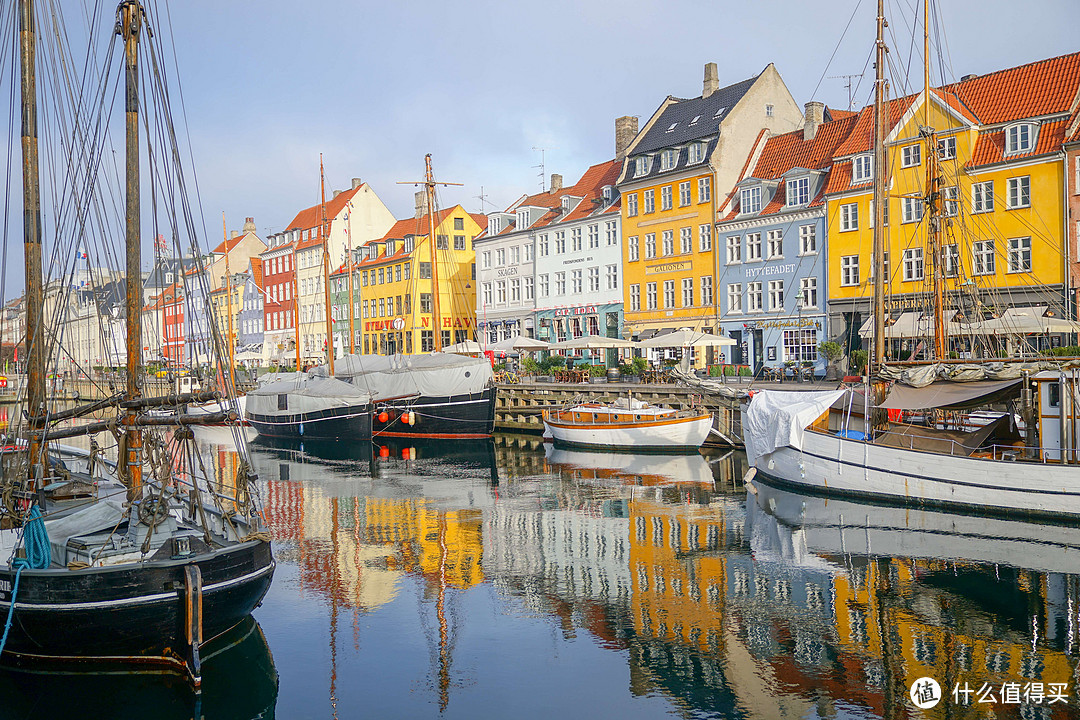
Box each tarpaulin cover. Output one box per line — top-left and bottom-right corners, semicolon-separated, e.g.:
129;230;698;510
311;353;493;401
246;376;371;418
743;389;848;462
878;379;1021;410
877;361;1080;387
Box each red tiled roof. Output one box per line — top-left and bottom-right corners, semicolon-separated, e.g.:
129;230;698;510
378;206;484;241
752;113;860;178
832;98;911;158
296;234;324;251
559;160;623;224
821;159;857;196
967;118;1067;167
212;232;253;255
248;257;263;288
285;184;365;233
943;52;1080;125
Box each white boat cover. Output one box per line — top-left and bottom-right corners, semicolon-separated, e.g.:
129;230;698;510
246;376;371;417
878;361;1079;387
44;497;127;561
744;389;848;461
311;353;493;401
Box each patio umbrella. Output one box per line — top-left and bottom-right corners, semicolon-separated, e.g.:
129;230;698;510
636;329;736;348
490;334;550;352
548;334;639;351
440;340;484;354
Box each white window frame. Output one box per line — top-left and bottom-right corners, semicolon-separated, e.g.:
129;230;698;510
901;197;924;224
646;282;657;310
680;227;692;254
634;156;651;177
660;149;677;171
786;176;810;206
740;186;762;214
901;144;921;168
726;235;741;264
1007;236;1031;274
768;279;784;312
800;277;818;309
698;177;711;203
902;248;924;281
799;224;817;255
1006;123;1034;154
606;264;618;290
943;244;959;278
746;232;762;262
852;154;872;183
643;189;655;213
727;283;742;313
629;284;640;311
698;224;712;252
840;255;859;286
645;233;656;259
972;240;995;276
679;181;692;206
682;278;694;307
663;279;676;307
840;202;859;231
661;230;674;257
1007;176;1030;209
626;194;638;217
972;181;994;213
700;275;713;306
661;185;673;211
766;229;783;260
747;281;763;312
938;137;956;160
628;236;639;262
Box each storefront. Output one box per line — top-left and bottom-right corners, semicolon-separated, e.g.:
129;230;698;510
719;315;825;375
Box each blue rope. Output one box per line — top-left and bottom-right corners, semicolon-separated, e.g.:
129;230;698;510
0;505;51;656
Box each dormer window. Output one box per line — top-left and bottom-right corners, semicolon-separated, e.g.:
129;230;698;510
786;177;810;206
403;237;414;253
660;149;677;171
1006;123;1034;154
561;196;572;211
687;142;706;165
852;154;873;183
385;239;396;256
489;216;502;235
601;186;613;202
164;272;174;284
633;156;652;177
740;186;762;214
516;209;530;230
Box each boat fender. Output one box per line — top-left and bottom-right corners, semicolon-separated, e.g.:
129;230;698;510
407;412;416;425
379;446;389;458
378;411;389;423
742;467;757;486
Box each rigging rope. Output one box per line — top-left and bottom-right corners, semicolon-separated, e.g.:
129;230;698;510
0;504;51;656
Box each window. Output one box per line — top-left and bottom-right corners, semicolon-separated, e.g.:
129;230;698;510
682;278;694;307
841;255;860;286
643;189;655;213
799;224;816;254
940;185;959;217
554;232;566;254
679;181;691;206
973;240;995;275
510;246;520;265
680;227;692;254
660;149;677;171
588;224;599;249
510;279;521;302
630;284;641;311
605;221;617;246
524;276;534;300
496;248;506;266
588;267;599;292
787;177;810;206
765;104;774;117
852;154;872;183
740;186;761;214
698;177;711;203
688;142;705;164
395;264;402;282
746;232;762;261
516;209;529;230
1006;123;1033;154
767;230;783;259
454;217;464;231
727;283;742;313
571;228;582;252
726;235;741;264
634;156;651;177
938;137;956;160
698;224;712;252
482;283;493;306
555;272;566;294
646;282;657;310
943;244;959;277
626;194;638;217
419;262;432;279
362;270;369;286
902;248;924;281
420;293;433;313
782;329;818;362
378;268;386;284
606;264;618;290
840;203;859;231
403;264;411;280
1008;237;1031;273
539;234;549;256
747;282;763;312
1007;176;1030;208
645;233;656;259
539;274;549;297
901;197;924;224
436;235;449;250
661;185;673;210
901;144;921;168
800;277;818;308
663;280;676;308
495;281;507;304
454;235;466;250
700;275;713;306
662;230;674;256
628;236;639;262
768;280;784;311
972;181;994;213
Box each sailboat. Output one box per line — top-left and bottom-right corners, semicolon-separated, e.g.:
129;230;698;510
0;0;273;682
741;1;1080;519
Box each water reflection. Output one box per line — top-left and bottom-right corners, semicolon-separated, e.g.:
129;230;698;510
240;435;1080;717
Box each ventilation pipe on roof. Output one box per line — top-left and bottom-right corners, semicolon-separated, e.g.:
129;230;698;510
703;62;719;98
803;101;825;141
550;174;563;193
615;115;639;160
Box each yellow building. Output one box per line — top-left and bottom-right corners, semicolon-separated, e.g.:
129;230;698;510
825;53;1080;355
617;62;801;346
209;275;243;360
357;205;484;355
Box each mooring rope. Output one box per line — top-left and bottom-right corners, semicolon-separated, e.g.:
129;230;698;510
0;505;51;656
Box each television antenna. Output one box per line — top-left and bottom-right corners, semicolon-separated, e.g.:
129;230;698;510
829;74;863;110
532;146;553;192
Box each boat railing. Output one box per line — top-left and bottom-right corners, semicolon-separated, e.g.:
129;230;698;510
840;426;1057;463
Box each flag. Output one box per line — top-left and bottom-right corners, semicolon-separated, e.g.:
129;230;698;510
155;234;168;252
77;248;87;260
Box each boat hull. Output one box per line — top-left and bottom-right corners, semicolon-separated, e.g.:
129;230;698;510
543;413;712;453
247;403;373;440
748;428;1080;520
0;539;274;659
372;387;495;439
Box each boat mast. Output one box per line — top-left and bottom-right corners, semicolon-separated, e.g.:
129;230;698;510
119;0;143;498
320;154;334;375
292;241;301;371
222;213;235;391
425;154;443;353
346;201;355;355
19;0;46;474
922;0;946;359
871;0;887;373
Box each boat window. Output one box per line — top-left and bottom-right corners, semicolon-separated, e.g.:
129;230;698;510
1048;383;1060;408
278;394;288;411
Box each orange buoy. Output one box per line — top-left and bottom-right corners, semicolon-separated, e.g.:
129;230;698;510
378;411;388;423
379;446;389;458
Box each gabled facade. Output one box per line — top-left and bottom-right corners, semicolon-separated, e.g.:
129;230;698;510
357;204;484;355
1063;87;1080;312
160;281;185;368
260;230;298;368
618;62;802;350
329;255;362;356
716;104;857;374
238;257;265;360
824;53;1080;356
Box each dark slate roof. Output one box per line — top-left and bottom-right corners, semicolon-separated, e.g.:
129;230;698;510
631;72;759;155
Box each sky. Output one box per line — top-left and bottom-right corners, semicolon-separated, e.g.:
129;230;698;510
5;0;1080;284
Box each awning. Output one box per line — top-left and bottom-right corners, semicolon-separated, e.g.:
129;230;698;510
859;312;952;338
637;329;658;340
878;378;1022;410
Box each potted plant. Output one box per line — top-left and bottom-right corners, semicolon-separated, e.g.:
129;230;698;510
818;340;843;380
851;349;869;376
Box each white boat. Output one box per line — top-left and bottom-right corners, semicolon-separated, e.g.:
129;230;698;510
544;445;715;485
543;397;712;452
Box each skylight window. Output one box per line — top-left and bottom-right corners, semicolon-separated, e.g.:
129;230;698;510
690;115;700;125
713;107;727;119
666;122;678;133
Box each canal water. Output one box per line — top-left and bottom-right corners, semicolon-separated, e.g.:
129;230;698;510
2;429;1080;719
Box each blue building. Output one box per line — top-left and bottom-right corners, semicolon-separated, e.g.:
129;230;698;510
714;103;857;376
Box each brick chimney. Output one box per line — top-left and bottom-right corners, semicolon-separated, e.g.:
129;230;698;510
351;177;363;189
550;174;563;193
803;101;825;141
615;115;639;161
230;230;239;239
703;62;719;98
243;216;256;234
414;190;430;219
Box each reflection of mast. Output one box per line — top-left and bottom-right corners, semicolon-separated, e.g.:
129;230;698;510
330;496;340;719
437;511;450;711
